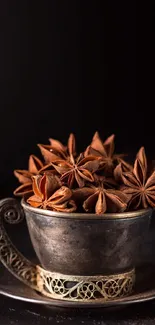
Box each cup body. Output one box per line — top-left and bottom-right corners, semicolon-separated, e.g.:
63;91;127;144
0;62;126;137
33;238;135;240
22;201;152;276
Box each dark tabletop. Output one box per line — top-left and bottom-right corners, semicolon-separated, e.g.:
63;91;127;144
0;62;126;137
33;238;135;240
1;214;155;324
1;295;155;325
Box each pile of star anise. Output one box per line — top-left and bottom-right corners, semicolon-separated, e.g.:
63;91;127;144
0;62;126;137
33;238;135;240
13;132;155;214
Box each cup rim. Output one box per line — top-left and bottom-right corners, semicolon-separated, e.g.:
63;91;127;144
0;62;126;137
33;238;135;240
21;199;152;220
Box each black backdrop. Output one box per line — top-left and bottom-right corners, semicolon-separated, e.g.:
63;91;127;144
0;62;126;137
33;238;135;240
0;2;154;197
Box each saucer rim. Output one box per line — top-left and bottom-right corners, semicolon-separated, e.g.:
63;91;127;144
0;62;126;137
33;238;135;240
1;280;155;308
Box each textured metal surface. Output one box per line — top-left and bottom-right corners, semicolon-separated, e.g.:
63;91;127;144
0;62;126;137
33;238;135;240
0;198;152;305
0;263;155;308
0;198;136;303
22;199;152;219
0;198;38;289
1;210;155;324
23;200;151;275
36;266;135;301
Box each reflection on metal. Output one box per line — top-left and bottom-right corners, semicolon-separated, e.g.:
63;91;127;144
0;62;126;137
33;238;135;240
0;198;135;302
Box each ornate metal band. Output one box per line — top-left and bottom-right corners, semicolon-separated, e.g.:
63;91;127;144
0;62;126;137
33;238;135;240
0;198;135;302
0;198;37;289
36;265;135;302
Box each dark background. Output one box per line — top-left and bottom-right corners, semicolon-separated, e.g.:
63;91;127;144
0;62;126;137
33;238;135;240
0;3;155;324
0;2;154;197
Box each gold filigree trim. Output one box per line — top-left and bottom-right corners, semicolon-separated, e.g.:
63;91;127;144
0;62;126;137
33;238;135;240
0;198;135;302
36;265;135;302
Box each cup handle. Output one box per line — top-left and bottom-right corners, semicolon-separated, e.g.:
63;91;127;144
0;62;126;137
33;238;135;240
0;198;136;302
0;197;38;290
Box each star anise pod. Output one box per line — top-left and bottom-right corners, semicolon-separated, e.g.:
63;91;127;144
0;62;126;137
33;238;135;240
85;131;126;175
14;155;43;196
120;147;155;209
49;137;67;152
38;133;76;164
114;160;133;182
27;174;76;212
93;173;117;188
48;133;100;188
73;182;129;214
51;153;100;188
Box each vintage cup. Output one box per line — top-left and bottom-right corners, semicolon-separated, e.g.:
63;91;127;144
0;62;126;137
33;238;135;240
0;198;152;302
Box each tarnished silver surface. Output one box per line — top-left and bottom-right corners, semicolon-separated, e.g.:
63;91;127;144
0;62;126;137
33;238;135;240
0;198;152;305
0;263;155;308
22;199;152;219
0;198;38;289
0;197;136;302
23;200;152;275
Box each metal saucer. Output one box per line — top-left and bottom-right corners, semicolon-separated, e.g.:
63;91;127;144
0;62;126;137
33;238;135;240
1;263;155;309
